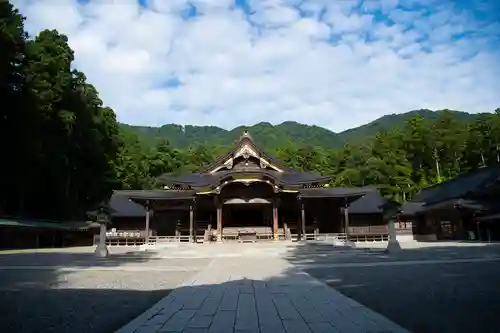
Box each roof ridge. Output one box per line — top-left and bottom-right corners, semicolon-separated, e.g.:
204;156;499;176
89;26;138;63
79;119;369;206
424;164;500;190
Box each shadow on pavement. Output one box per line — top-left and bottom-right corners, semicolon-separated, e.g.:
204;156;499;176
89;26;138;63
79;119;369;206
2;243;500;333
283;241;500;333
0;246;402;333
0;247;178;333
0;247;159;268
284;241;500;266
2;287;174;333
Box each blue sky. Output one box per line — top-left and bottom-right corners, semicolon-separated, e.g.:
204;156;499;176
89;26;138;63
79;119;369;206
15;0;500;131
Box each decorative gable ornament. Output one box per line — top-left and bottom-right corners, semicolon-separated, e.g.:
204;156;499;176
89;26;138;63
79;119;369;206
223;158;233;170
234;144;259;160
208;131;284;173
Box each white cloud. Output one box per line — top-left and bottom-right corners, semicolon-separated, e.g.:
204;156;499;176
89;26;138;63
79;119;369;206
13;0;500;132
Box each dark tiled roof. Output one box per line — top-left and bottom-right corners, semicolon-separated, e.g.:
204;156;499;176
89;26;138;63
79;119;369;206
299;187;369;199
399;202;425;217
348;190;385;214
280;171;330;184
0;218;100;230
476;212;500;221
454;198;497;212
0;218;73;230
110;190;196;217
119;190;196;200
159;169;330;188
413;165;500;205
401;165;500;217
158;131;333;187
109;191;146;218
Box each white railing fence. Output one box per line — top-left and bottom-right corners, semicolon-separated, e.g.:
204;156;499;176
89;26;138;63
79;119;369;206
101;232;389;247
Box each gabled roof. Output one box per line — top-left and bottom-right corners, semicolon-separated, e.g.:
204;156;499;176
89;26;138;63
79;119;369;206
454;198;497;212
117;190;195;200
109;191;146;217
157;131;332;188
158;168;330;188
348;189;385;214
0;218;99;230
413;164;500;206
399;202;425;217
298;187;370;204
402;164;500;216
199;131;288;173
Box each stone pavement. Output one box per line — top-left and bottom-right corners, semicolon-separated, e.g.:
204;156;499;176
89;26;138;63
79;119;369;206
116;256;410;333
145;242;385;259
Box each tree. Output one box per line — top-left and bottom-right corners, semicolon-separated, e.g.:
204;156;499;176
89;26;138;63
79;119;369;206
0;13;122;220
0;2;29;214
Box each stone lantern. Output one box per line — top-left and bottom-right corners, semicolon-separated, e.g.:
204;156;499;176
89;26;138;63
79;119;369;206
93;203;111;257
382;200;402;253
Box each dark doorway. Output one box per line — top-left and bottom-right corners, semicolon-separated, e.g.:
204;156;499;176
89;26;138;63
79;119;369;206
225;204;271;227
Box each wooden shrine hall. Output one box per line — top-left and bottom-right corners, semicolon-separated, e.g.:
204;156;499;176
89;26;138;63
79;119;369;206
114;131;383;243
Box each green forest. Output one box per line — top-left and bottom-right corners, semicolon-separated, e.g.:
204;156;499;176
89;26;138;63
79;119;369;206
1;2;500;222
124;109;479;149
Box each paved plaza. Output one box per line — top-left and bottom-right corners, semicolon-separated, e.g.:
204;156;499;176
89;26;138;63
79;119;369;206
117;255;409;333
0;248;210;333
291;242;500;333
1;242;500;333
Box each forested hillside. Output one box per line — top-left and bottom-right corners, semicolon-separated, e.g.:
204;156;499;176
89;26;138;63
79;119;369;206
120;121;344;149
121;109;480;149
1;2;499;222
337;109;480;144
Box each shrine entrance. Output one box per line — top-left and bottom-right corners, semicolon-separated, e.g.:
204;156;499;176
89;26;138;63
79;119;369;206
219;181;278;240
224;203;271;228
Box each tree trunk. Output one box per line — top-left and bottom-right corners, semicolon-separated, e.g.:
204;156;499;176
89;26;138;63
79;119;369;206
433;147;441;181
435;159;441;180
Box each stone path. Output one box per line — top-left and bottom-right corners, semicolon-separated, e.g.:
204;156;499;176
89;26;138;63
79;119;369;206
116;257;410;333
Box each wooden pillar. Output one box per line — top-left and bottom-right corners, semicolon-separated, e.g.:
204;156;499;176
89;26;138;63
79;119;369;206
145;200;150;244
189;201;194;243
273;198;279;240
301;200;306;241
476;221;481;241
343;206;349;234
193;199;198;242
216;197;222;242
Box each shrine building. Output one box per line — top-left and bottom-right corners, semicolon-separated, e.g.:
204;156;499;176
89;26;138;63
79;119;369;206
108;131;389;244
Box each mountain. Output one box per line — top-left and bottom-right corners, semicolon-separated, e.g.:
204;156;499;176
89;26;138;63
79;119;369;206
121;109;480;149
338;109;479;143
120;121;343;149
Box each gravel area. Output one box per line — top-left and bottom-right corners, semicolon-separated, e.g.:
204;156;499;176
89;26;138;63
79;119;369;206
0;250;210;333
